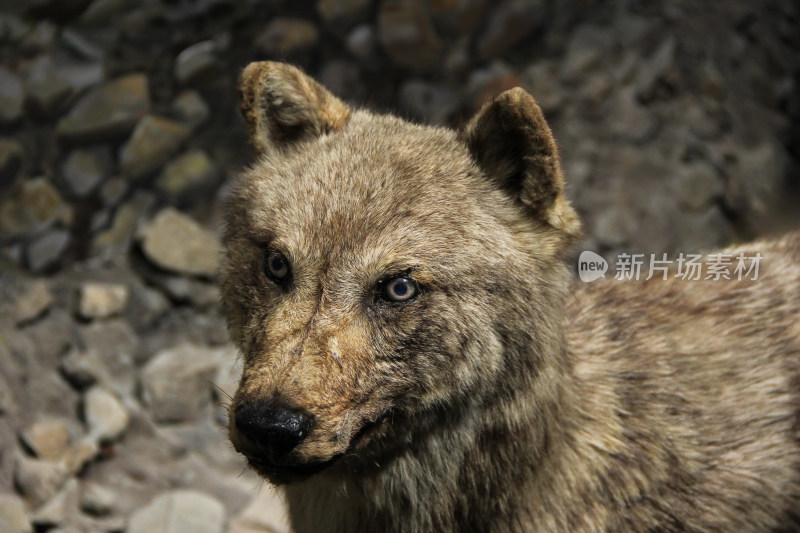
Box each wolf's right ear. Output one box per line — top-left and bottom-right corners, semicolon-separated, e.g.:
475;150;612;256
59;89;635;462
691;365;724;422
238;61;351;155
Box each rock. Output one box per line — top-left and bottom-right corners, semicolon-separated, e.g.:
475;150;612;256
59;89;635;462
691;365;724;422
127;490;225;533
80;0;130;24
152;275;220;307
634;37;679;103
727;138;788;227
476;0;545;60
57;74;150;144
26;228;70;273
56;59;104;94
0;494;32;533
99;176;128;207
317;0;371;32
318;60;364;101
155;150;218;200
80;482;116;516
398;80;459;125
0;177;68;238
14;453;70;506
83;386;130;442
60;348;107;389
21;418;72;460
61;146;112;197
561;25;609;81
0;66;24;123
686;99;731;140
676;162;724;210
119;115;190;179
0;137;24;184
594;204;637;247
175;40;216;85
25;311;75;365
128;285;171;328
92;192;154;257
77;282;129;319
23;55;73;118
604;88;658;142
61;438;100;474
14;279;54;325
255;18;319;57
520;63;565;114
141;343;222;423
378;0;441;69
139;208;220;278
172;90;210;129
346;24;376;62
31;478;79;529
227;488;290;533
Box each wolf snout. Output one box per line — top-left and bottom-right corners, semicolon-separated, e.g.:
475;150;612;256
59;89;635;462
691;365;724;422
234;401;312;458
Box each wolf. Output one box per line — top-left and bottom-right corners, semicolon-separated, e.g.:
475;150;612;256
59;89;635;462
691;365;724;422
221;61;800;532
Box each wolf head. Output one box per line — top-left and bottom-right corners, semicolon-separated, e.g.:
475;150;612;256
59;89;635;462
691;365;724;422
222;61;580;484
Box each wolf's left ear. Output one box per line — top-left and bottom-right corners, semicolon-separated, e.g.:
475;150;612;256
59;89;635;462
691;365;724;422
238;61;351;155
461;87;580;238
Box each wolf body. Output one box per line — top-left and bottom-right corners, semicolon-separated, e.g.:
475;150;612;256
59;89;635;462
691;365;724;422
222;61;800;532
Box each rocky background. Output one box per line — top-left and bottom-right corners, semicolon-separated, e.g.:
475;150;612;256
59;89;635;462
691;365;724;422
0;0;798;531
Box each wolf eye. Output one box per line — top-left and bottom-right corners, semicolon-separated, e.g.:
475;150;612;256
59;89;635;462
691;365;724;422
381;276;418;303
264;250;291;283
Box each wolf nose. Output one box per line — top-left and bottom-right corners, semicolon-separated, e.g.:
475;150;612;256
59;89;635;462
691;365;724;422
235;402;311;457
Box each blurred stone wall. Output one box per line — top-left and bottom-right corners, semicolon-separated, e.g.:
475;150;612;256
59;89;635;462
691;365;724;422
0;0;798;531
0;0;798;274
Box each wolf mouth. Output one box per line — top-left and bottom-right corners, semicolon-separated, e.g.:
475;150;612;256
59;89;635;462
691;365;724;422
247;454;341;483
245;410;394;483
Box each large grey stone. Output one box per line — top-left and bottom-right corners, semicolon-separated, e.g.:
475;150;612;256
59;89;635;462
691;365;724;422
378;0;440;69
172;90;210;129
26;228;70;273
476;0;545;60
119;115;190;179
23;55;73;117
61;146;112;197
20;418;72;460
141;342;222;423
255;18;318;57
57;73;150;144
0;177;68;238
127;490;225;533
79;482;116;516
155;149;218;200
83;386;130;442
139;208;220;278
77;282;129;320
0;494;32;533
14;453;70;507
174;40;216;85
13;279;54;325
317;0;371;31
92;192;154;257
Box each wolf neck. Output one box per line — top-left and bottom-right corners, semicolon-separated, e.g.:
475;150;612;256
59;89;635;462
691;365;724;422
284;307;595;532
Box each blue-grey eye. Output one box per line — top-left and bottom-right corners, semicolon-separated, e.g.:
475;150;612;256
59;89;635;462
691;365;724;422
265;250;291;283
383;276;418;303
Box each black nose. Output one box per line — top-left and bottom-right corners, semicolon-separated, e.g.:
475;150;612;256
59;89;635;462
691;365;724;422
235;401;312;458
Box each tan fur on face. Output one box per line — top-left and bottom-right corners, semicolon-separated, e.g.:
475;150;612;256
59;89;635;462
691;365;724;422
223;62;800;532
